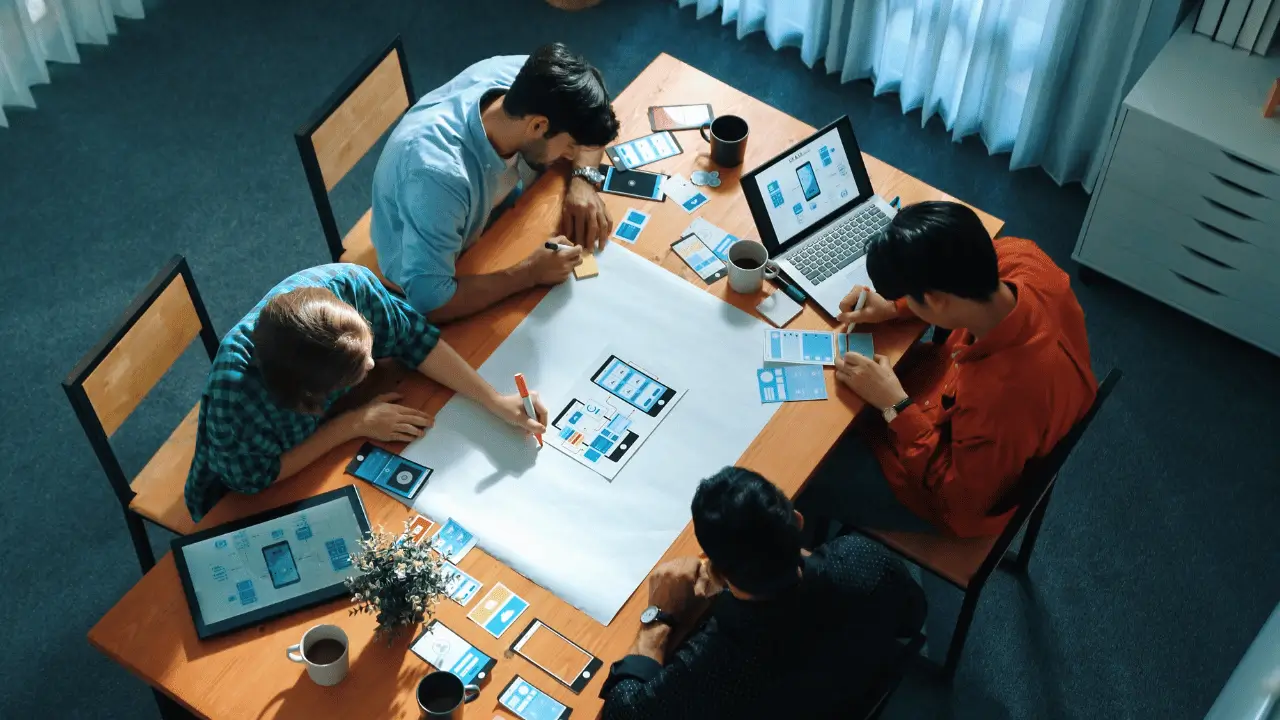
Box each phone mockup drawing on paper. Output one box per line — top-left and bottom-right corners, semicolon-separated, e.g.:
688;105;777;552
601;166;665;201
590;356;676;417
498;676;571;720
606;131;683;170
671;233;728;284
345;443;432;501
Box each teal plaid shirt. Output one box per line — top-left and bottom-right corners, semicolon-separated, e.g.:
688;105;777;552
184;264;440;521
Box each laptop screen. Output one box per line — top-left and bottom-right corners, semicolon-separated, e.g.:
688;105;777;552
740;116;875;257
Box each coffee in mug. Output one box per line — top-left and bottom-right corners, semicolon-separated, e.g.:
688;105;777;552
416;671;480;719
286;624;349;687
700;115;749;168
726;241;779;294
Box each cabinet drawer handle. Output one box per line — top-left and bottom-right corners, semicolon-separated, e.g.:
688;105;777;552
1183;245;1235;270
1212;173;1267;199
1203;196;1255;221
1172;272;1224;296
1194;220;1249;244
1222;151;1276;176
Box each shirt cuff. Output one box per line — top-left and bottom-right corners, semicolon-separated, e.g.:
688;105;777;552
599;655;663;698
888;402;931;441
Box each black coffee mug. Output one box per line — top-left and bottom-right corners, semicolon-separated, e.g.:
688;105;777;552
416;671;479;719
700;114;749;168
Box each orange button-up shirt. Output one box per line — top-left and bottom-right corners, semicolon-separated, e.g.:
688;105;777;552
864;238;1098;538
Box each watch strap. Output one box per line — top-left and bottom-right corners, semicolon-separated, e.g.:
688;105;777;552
891;396;914;413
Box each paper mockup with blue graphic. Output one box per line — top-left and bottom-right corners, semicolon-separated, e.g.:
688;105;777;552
756;365;828;403
763;328;874;366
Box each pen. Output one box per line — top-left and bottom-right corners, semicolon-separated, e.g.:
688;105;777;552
544;241;574;251
890;196;901;209
513;373;543;448
846;289;867;335
771;275;807;304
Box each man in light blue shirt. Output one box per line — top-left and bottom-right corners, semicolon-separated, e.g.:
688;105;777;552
372;43;620;320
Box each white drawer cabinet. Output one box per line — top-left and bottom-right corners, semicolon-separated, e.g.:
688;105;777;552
1074;19;1280;356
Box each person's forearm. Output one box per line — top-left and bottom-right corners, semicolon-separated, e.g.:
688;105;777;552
416;340;503;412
276;414;359;481
625;625;672;665
425;265;534;323
570;146;605;173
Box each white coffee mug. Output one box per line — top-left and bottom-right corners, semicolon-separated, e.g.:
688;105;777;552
727;240;779;294
286;624;349;687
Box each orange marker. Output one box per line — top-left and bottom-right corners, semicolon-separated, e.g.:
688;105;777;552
514;373;542;448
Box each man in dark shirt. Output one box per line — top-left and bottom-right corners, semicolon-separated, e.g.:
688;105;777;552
600;467;926;720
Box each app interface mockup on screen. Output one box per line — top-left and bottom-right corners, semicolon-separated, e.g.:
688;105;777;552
500;678;567;720
614;132;678;169
753;126;863;245
181;498;364;625
593;358;668;413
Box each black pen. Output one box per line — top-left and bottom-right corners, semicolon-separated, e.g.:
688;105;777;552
544;241;574;252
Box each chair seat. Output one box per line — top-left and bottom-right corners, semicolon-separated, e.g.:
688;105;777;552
860;528;998;589
340;210;402;294
129;403;200;535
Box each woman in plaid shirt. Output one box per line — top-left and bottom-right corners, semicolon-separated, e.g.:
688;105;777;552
184;263;546;522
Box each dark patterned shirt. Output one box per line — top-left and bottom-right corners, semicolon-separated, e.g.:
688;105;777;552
600;535;926;720
184;264;439;521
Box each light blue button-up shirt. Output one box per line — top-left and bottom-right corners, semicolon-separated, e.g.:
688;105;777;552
371;55;538;313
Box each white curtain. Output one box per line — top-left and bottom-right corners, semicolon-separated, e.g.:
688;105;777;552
677;0;1184;191
0;0;145;128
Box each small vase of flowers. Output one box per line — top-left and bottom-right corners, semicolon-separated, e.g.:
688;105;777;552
346;520;447;644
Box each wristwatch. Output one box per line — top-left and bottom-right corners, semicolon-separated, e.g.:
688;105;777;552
570;165;605;186
640;605;678;627
882;396;914;424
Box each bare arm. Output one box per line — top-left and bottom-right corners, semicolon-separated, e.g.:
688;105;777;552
416;339;549;432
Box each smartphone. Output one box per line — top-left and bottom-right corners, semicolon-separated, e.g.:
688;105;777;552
606;131;682;171
261;540;301;589
796;161;821;201
648;103;713;132
671;232;728;284
590;356;676;417
510;619;603;693
551;399;640;466
345;443;432;501
601;166;664;201
498;676;571;720
409;619;495;685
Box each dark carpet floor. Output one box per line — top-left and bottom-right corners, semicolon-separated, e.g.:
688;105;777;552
1;1;1277;718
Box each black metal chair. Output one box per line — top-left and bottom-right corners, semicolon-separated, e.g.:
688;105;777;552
843;369;1122;678
294;36;414;286
62;255;218;572
858;632;926;720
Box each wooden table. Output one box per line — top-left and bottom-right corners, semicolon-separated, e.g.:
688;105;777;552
89;54;1002;719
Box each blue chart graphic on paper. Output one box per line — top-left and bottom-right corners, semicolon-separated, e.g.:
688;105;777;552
595;358;668;412
757;366;828;403
446;645;490;685
501;678;567;720
706;233;739;262
770;330;837;364
615;222;641;241
837;333;875;358
325;538;351;571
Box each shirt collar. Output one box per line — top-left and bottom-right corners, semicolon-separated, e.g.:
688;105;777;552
467;88;508;174
956;280;1039;363
711;554;815;630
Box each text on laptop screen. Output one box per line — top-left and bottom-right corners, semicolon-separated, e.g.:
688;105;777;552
751;126;862;245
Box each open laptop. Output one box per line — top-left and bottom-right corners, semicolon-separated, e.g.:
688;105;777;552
741;116;896;319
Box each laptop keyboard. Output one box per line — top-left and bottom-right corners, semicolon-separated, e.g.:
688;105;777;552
788;204;891;285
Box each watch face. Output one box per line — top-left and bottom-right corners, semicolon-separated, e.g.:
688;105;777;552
640;607;658;624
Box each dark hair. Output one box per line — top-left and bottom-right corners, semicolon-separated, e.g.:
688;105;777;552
504;43;619;146
252;287;372;413
691;467;801;596
866;201;999;302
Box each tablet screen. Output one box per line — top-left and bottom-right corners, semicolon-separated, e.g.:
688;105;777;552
179;493;366;627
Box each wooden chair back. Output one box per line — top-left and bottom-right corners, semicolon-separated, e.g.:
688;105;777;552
62;256;218;506
295;36;415;261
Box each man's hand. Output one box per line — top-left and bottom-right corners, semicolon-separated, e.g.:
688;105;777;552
835;353;908;411
561;177;612;252
646;557;702;620
521;239;583;286
487;392;548;436
347;392;434;442
837;285;898;326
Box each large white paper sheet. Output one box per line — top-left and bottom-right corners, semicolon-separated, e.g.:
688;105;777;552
401;246;778;624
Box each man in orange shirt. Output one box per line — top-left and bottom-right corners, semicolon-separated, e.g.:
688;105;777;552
797;201;1097;538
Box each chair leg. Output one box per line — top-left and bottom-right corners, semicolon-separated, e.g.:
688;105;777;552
1003;485;1055;573
943;587;981;680
125;509;157;574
